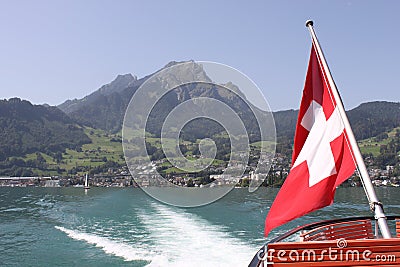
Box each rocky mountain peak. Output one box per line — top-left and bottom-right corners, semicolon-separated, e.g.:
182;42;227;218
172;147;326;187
98;73;137;95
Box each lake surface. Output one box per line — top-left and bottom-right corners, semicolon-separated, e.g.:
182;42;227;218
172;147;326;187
0;187;399;266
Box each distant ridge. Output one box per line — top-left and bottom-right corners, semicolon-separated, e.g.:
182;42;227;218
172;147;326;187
273;101;400;141
58;73;138;114
0;98;91;160
348;101;400;140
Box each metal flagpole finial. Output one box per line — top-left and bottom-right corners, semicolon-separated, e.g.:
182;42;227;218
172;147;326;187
305;20;314;27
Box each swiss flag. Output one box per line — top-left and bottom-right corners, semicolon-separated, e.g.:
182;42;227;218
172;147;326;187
264;45;356;237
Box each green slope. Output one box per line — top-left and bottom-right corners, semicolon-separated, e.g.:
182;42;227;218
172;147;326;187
5;127;124;177
359;127;400;157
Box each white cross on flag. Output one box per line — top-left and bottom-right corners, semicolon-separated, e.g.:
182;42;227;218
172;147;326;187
264;45;356;236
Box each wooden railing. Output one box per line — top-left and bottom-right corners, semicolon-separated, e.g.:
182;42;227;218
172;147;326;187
300;219;374;241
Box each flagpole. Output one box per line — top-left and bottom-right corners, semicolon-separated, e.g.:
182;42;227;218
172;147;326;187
305;20;391;239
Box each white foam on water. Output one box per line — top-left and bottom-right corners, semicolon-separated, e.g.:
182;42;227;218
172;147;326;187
0;207;27;212
55;203;259;266
139;203;258;267
55;226;153;262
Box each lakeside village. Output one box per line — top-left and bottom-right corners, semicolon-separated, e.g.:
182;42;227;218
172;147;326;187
0;151;399;188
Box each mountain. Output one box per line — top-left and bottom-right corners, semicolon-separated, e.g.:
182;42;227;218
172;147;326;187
58;61;269;142
0;98;91;161
58;61;191;133
58;61;399;143
58;74;138;114
58;79;141;133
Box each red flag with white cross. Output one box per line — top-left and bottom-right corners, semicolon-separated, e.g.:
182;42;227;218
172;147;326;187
264;45;356;237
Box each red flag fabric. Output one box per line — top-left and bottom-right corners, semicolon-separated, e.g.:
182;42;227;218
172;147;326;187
264;45;356;237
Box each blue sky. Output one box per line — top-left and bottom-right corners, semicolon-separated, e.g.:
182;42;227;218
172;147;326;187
1;0;399;111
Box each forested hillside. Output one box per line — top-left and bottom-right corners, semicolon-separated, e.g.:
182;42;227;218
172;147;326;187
348;101;400;140
0;98;91;160
273;101;400;142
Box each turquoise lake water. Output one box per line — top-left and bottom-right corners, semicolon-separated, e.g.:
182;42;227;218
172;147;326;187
0;187;399;266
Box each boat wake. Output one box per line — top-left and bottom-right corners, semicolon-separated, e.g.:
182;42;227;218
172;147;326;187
139;203;257;266
55;226;153;262
55;202;257;266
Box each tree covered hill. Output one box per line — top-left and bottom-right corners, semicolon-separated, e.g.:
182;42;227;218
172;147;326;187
0;98;91;160
0;96;397;177
58;74;146;133
273;101;400;142
348;101;400;140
